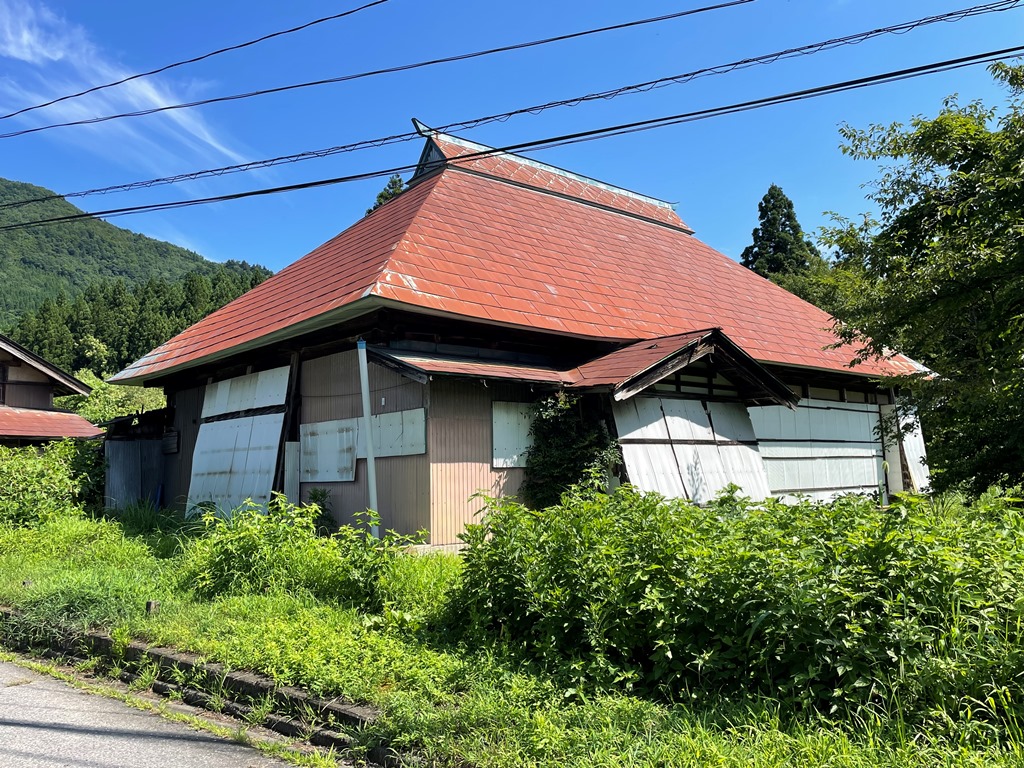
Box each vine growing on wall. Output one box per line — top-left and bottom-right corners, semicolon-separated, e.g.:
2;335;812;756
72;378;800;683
521;392;619;509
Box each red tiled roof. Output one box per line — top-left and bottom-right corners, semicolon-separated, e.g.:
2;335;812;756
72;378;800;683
428;135;690;231
0;407;102;440
374;349;567;384
113;133;920;384
567;330;713;388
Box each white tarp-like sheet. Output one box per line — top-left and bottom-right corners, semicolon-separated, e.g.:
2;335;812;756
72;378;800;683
187;412;285;513
613;398;769;504
879;403;931;493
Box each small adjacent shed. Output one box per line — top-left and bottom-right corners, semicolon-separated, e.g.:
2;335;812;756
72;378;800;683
0;334;101;446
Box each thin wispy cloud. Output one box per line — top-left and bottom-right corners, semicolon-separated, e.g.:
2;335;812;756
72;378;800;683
0;0;248;176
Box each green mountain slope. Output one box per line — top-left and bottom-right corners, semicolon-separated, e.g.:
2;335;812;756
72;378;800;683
0;177;236;326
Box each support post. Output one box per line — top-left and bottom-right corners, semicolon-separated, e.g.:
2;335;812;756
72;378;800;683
356;340;380;537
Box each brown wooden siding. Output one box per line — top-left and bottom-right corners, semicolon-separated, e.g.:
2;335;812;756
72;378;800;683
0;352;53;408
428;378;526;546
300;350;429;536
162;385;204;510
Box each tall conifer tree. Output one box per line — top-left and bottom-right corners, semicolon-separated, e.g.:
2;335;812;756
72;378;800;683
741;184;820;277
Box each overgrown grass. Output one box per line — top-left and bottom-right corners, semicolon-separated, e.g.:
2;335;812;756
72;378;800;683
3;462;1024;766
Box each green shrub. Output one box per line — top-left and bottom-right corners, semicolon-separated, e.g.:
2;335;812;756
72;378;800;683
177;494;419;609
459;483;1024;732
0;439;101;525
376;552;464;632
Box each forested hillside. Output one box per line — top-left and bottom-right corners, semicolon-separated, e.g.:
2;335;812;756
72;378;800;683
10;266;270;376
0;177;254;326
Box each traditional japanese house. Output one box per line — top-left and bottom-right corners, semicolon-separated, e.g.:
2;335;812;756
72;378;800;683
110;124;928;543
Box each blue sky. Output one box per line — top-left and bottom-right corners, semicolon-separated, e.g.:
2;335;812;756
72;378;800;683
0;0;1021;271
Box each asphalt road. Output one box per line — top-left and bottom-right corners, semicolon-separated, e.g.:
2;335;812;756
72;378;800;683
0;660;294;768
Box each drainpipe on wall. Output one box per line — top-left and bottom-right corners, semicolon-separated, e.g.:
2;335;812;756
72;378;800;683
357;339;380;538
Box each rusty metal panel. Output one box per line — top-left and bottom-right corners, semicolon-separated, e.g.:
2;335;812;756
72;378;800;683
429;379;524;546
162;385;204;510
300;419;357;482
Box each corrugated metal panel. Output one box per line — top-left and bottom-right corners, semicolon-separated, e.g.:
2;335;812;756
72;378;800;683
187;413;284;512
613;398;769;504
749;400;884;500
429;379;525;546
201;367;289;417
299;455;430;535
162;385;204;510
300;408;426;483
106;441;161;509
299;350;430;536
492;402;533;468
301;350;425;423
879;404;930;493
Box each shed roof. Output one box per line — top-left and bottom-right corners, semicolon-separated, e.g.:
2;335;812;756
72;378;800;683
0;406;102;440
112;130;920;384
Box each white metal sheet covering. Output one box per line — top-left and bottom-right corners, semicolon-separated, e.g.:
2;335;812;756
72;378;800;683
879;403;930;493
749;399;884;501
299;408;426;482
492;402;533;468
187;413;285;513
300;420;357;483
201;366;290;418
613;398;770;504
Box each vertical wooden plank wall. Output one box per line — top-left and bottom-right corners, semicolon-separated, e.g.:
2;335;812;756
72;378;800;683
299;350;429;536
162;385;204;510
428;379;526;546
0;351;54;408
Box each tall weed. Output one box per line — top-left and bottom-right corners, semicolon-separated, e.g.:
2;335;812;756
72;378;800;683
177;494;419;609
459;482;1024;735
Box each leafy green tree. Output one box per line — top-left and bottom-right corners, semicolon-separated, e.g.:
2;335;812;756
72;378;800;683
741;184;821;277
366;174;405;215
56;370;166;424
820;63;1024;492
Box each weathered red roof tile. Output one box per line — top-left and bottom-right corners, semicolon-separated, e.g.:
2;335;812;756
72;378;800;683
0;406;102;440
113;133;920;384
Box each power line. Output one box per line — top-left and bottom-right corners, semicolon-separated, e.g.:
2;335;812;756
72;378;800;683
0;0;755;141
3;43;1021;233
0;0;392;123
0;0;1017;212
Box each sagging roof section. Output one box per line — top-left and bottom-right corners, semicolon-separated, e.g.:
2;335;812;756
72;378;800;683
0;406;102;440
0;334;92;396
372;329;798;409
113;129;922;385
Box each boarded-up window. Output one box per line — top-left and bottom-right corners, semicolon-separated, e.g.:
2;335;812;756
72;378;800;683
613;397;770;504
299;408;426;482
492;402;533;468
749;398;884;501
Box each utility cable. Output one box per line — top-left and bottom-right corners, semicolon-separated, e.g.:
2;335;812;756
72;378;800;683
0;0;754;140
0;0;1016;212
0;0;392;123
2;43;1021;232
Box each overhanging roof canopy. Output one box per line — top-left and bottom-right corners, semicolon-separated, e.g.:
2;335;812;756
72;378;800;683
371;329;799;408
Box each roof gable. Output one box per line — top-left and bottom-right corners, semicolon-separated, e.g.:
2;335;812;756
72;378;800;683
0;334;90;396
